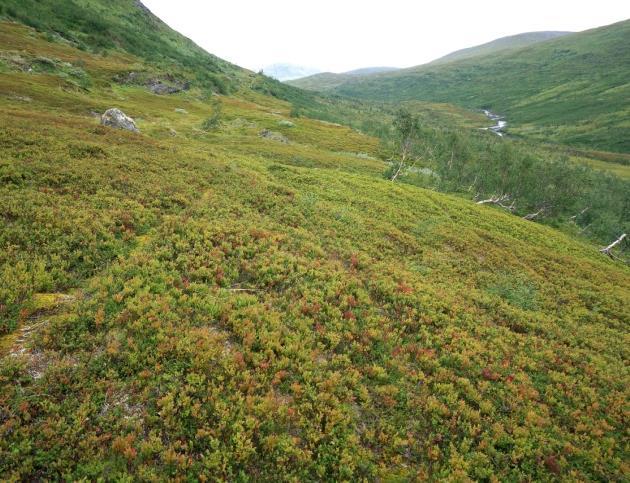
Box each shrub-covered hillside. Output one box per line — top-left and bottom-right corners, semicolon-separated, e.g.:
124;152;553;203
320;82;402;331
0;6;629;482
0;0;242;89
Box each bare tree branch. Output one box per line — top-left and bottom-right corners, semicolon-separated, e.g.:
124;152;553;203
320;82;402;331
523;208;546;221
569;207;590;221
579;223;592;234
600;233;626;258
476;194;515;212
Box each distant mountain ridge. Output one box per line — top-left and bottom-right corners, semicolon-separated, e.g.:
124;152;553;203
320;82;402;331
428;31;573;65
290;31;572;91
286;66;399;90
344;66;399;76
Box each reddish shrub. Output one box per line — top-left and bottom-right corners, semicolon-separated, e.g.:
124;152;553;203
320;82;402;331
482;368;500;381
544;455;561;475
215;267;224;284
343;310;356;320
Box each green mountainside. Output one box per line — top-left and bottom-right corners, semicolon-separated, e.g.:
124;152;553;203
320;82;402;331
0;1;629;480
289;31;570;91
344;66;399;75
287;67;399;92
0;0;247;91
427;31;572;65
294;20;630;153
287;71;360;91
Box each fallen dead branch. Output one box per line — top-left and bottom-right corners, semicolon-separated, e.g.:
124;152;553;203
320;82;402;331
599;233;626;259
523;208;545;221
476;194;515;212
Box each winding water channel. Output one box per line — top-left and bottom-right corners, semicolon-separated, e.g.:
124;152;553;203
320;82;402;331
483;109;507;137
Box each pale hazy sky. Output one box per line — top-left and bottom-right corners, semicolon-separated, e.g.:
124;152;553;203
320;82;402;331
142;0;630;72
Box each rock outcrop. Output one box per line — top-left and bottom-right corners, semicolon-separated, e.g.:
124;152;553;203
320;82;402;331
259;129;289;144
147;78;190;95
114;71;190;95
101;108;139;132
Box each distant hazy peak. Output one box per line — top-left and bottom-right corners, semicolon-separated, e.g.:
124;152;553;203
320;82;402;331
261;64;323;82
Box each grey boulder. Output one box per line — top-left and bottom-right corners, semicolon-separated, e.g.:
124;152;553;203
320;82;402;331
259;129;289;144
101;108;139;132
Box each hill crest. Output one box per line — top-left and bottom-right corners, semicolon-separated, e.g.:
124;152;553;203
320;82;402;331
428;30;573;65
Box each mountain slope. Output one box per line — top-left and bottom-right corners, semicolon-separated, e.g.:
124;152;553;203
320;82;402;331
428;31;572;65
0;3;629;481
328;20;630;153
289;33;570;92
287;66;399;91
0;0;247;91
344;66;399;75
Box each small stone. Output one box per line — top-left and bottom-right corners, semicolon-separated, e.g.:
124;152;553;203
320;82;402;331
10;94;32;103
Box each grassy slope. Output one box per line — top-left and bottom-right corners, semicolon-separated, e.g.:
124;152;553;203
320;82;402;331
539;144;630;180
0;15;629;483
318;20;630;153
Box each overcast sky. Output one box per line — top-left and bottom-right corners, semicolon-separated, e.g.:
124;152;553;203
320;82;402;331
142;0;630;72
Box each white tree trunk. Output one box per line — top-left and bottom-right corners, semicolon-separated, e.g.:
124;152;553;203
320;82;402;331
390;147;409;182
523;208;545;221
600;234;626;258
476;194;514;211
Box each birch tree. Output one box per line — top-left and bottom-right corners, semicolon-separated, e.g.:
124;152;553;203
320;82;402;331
389;110;420;182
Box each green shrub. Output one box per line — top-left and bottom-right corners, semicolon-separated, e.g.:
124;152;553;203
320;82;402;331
201;99;223;131
486;273;539;311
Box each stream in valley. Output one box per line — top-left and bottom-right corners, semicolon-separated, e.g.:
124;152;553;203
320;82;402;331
482;110;507;136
